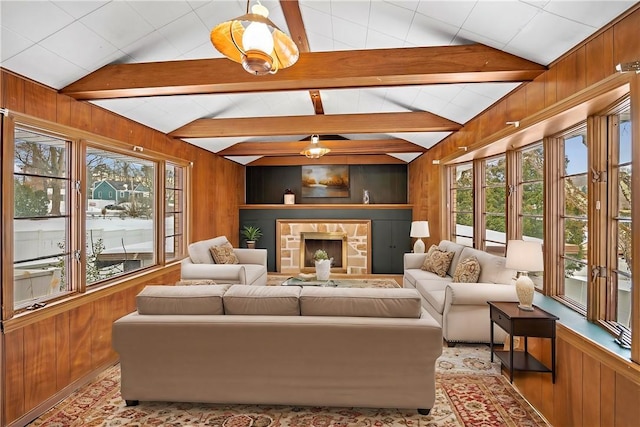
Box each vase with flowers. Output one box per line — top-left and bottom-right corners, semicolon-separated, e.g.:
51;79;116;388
313;249;332;281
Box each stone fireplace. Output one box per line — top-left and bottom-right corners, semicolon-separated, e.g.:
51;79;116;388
276;220;371;274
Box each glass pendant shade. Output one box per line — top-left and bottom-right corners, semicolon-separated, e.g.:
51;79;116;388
301;135;331;159
210;2;299;76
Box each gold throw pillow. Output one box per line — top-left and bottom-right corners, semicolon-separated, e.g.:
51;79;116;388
209;245;239;264
421;247;454;277
452;256;481;283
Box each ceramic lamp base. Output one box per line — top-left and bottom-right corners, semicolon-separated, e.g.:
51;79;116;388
515;274;535;311
413;238;426;254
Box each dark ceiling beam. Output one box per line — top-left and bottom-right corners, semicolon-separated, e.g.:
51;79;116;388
217;138;425;156
169;111;461;138
279;1;325;115
60;44;546;100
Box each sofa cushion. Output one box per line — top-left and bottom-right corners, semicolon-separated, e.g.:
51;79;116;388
421;248;455;277
460;247;516;284
136;285;230;315
209;244;239;264
406;268;453;284
188;236;230;264
299;287;422;318
452;256;481;283
422;289;446;315
223;285;301;315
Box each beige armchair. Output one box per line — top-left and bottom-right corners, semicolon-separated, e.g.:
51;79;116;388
180;236;267;286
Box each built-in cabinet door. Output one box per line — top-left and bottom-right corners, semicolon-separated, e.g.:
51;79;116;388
371;220;411;274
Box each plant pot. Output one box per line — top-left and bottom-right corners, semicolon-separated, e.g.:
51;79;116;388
315;259;331;281
246;241;256;249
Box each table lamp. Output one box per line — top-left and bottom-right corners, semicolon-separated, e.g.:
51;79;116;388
410;221;430;253
505;240;544;311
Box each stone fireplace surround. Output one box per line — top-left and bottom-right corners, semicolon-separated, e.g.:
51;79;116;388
276;219;371;274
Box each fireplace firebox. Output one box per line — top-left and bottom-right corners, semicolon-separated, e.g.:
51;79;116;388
300;232;348;273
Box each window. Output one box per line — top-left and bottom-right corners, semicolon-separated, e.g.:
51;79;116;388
519;143;544;288
13;128;71;309
449;163;473;246
85;147;156;284
165;162;185;262
2;114;188;317
483;156;507;255
559;127;589;310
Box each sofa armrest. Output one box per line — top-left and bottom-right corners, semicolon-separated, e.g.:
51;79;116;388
180;262;246;283
445;283;518;306
234;248;267;266
404;253;427;270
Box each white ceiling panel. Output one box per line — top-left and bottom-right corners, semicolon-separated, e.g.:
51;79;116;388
405;13;460;46
463;1;541;45
415;1;476;28
0;26;33;62
39;21;119;70
329;1;371;27
52;1;109;20
156;11;211;56
389;132;453;149
388;153;423;162
368;1;416;40
1;1;74;43
2;43;86;89
543;1;636;28
506;11;595;65
128;0;193;29
332;17;368;49
80;1;154;49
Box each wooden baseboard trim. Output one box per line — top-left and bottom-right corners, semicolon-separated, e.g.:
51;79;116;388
7;358;118;427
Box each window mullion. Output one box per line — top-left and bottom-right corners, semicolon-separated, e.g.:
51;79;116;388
545;136;563;297
587;116;608;321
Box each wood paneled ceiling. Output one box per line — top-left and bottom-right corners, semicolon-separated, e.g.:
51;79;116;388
2;1;635;165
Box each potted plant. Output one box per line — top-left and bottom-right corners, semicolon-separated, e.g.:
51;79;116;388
241;225;263;249
313;249;332;281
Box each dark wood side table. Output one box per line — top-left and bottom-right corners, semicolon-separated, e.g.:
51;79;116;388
488;301;559;383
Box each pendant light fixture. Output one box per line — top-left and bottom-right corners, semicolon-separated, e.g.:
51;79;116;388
300;135;331;159
210;0;299;76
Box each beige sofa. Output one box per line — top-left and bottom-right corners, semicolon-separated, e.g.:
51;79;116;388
404;240;518;345
180;236;267;285
112;284;443;414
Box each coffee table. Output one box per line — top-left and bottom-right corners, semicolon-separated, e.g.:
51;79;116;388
280;277;399;288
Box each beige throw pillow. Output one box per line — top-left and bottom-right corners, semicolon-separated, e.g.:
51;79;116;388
452;256;481;283
421;247;454;277
209;244;239;264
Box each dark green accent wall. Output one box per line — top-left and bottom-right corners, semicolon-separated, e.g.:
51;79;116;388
239;208;412;273
246;164;407;204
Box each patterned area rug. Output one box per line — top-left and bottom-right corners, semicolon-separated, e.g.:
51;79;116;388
29;345;548;427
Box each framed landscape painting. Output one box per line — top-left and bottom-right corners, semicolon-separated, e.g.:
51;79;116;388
301;165;349;198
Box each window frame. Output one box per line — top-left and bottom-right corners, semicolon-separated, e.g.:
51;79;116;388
1;112;190;320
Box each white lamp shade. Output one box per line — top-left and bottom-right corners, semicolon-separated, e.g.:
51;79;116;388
410;221;430;238
505;240;543;272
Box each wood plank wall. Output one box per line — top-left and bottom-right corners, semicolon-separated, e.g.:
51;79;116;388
408;7;640;427
0;70;244;426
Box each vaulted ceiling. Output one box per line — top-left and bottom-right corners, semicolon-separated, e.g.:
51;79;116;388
1;1;637;165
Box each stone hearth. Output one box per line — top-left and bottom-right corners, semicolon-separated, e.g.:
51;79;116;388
276;220;371;274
